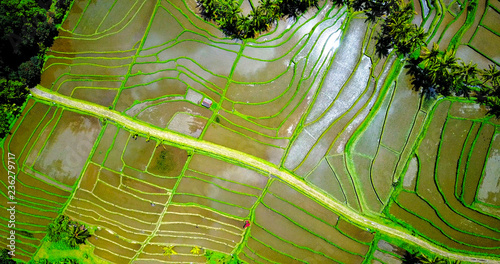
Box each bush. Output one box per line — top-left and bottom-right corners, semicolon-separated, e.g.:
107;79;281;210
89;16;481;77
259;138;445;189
18;56;42;88
47;215;91;249
0;248;15;264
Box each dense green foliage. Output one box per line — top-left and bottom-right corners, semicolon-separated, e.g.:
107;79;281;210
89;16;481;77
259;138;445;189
0;249;15;264
0;0;72;140
47;215;91;249
198;0;318;39
0;79;28;138
363;0;500;117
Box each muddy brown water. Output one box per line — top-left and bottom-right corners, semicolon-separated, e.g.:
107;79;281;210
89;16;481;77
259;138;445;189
136;246;206;263
80;162;99;191
456;44;494;73
175;176;259;209
89;232;139;259
136;101;210;129
93;180;164;213
326;155;362;211
70;188;160;225
158;221;241;244
72;88;117;107
202;123;285;165
216;115;288;147
90;230;141;255
390;99;500;256
455;122;481;199
164;204;244;233
307;158;347;204
185;169;262;197
242;236;303;263
92;247;131;264
147;143;188;177
121;174;169;194
226;69;295;105
56;77;123;97
123;166;179;190
470;27;500;64
462;0;488;42
67;198;156;233
262;192;370;256
437;118;500;233
353;154;384;212
72;0;117;35
171;193;250;218
149;232;234;253
371;146;399;205
103;127;129;171
429;12;456;46
32;110;100;187
482;7;500;33
380;69;421;153
462;123;495;205
392;193;500;255
122;135;156;171
476;131;500;206
142;6;184;50
6;100;50;161
439;10;468;49
91;123;118;165
65;207;151;244
99;167;121;188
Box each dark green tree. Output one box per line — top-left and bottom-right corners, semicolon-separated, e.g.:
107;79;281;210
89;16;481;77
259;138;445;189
402;251;422;264
47;215;72;243
0;79;28;114
0;248;16;264
18;56;42;87
66;224;91;248
47;214;91;248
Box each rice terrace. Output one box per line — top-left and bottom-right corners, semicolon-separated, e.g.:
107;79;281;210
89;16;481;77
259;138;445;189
0;0;499;262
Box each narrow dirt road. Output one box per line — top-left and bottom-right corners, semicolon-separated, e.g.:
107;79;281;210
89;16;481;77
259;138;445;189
31;86;498;263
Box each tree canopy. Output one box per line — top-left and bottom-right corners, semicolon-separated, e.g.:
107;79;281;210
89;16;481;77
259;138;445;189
47;215;91;249
0;0;72;140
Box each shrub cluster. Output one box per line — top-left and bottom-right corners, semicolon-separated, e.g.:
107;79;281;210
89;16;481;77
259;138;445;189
47;215;91;249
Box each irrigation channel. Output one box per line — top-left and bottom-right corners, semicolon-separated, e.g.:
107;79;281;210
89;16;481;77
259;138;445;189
31;86;499;263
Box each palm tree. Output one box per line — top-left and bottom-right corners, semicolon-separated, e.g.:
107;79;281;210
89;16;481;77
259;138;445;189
163;245;177;258
47;215;72;242
458;61;479;84
419;254;446;264
481;64;500;87
66;224;91;248
402;251;422;264
420;43;440;65
191;246;202;255
452;61;480;96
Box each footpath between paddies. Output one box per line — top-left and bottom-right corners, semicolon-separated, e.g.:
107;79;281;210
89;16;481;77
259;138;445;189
31;85;499;263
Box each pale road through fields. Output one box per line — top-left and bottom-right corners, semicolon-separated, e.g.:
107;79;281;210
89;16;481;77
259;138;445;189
31;86;498;263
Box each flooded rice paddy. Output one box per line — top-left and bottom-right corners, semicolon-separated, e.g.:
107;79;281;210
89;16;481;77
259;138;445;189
1;0;499;262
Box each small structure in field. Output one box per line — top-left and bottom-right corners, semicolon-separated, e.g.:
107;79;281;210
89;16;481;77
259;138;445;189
202;98;213;108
